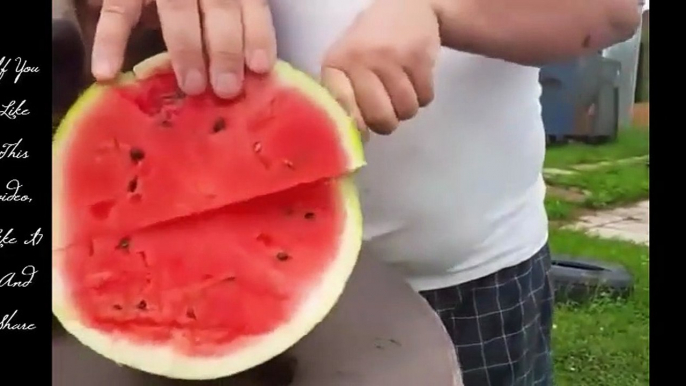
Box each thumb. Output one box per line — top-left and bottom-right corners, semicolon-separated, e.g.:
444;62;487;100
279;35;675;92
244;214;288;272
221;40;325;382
320;66;369;143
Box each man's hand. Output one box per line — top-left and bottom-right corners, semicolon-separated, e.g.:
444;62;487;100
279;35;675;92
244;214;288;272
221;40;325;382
89;0;277;99
321;0;440;137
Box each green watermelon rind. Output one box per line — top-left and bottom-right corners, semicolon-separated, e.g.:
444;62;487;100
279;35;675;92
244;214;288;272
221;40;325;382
52;53;366;380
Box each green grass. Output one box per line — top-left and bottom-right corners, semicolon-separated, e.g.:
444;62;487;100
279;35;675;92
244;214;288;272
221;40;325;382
544;128;649;169
543;128;650;221
550;229;649;386
546;161;649;210
544;197;577;221
543;129;650;384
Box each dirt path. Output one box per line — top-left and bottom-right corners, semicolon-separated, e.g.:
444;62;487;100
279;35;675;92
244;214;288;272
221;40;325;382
565;201;649;245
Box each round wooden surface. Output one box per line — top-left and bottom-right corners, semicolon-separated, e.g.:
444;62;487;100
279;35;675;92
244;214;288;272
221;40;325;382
52;254;461;386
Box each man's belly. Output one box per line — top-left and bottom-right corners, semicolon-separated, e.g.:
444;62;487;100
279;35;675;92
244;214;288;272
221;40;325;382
269;0;550;284
356;92;548;277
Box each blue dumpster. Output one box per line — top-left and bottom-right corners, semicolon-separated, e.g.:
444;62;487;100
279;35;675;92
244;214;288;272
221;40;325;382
539;61;581;144
539;54;621;145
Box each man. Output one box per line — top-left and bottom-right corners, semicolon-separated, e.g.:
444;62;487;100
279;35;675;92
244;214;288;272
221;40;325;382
89;0;641;384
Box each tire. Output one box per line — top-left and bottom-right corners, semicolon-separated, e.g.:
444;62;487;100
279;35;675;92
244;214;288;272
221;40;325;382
550;255;634;304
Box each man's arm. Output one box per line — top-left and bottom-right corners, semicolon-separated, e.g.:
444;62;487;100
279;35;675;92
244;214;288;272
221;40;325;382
429;0;642;65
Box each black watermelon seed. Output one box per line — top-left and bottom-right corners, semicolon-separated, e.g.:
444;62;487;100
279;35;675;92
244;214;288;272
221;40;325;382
137;300;147;310
129;148;145;163
127;177;138;192
117;237;131;251
304;212;315;220
212;117;226;133
276;251;290;261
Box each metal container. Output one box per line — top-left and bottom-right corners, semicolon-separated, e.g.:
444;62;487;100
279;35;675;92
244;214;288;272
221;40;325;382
602;0;648;127
539;61;580;143
571;56;621;142
539;54;621;144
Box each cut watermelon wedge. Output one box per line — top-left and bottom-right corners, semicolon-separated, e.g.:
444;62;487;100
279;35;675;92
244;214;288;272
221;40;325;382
52;52;365;380
53;53;364;249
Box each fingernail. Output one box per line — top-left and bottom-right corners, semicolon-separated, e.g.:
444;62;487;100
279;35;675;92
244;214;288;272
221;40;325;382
212;72;240;98
92;56;113;80
183;69;206;95
249;50;270;73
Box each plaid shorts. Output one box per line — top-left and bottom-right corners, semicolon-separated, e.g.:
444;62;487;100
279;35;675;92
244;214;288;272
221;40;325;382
420;244;554;386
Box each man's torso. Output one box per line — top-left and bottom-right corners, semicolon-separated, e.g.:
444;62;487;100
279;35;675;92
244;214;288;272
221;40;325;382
269;0;549;291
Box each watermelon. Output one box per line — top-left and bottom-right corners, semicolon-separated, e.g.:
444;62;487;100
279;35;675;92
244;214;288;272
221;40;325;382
52;52;366;380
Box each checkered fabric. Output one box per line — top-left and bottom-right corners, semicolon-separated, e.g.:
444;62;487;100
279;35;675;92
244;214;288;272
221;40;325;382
420;244;554;386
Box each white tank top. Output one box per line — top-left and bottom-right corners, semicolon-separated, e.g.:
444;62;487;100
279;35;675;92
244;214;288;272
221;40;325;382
269;0;549;291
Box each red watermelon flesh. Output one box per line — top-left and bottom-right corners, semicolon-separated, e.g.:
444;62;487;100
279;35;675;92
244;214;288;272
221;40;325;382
52;54;365;380
54;61;361;249
61;179;343;356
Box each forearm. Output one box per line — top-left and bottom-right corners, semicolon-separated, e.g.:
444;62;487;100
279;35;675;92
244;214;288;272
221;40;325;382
429;0;642;65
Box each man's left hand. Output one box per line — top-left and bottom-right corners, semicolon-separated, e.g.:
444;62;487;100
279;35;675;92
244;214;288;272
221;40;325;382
321;0;441;137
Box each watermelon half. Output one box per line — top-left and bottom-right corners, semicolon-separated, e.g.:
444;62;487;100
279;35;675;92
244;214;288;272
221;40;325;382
52;52;365;380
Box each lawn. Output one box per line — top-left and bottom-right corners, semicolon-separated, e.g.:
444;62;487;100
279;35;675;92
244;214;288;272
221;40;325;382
544;127;649;169
550;229;649;386
548;161;649;210
543;126;649;222
545;127;650;386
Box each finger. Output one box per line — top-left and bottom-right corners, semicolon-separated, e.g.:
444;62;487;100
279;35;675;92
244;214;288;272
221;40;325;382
156;0;207;95
241;0;277;74
200;0;245;98
375;66;420;121
321;67;369;142
406;63;435;107
91;0;142;80
347;68;398;135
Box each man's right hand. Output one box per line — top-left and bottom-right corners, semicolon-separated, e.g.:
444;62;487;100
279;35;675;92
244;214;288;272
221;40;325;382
88;0;277;99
